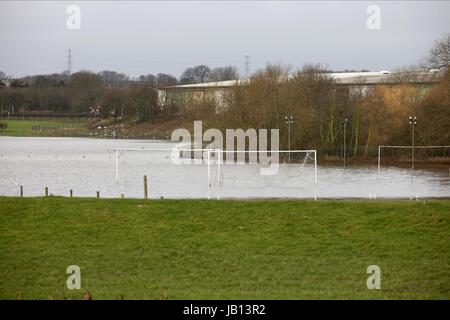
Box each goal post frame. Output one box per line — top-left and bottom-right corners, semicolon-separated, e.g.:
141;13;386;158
213;149;318;187
114;148;318;196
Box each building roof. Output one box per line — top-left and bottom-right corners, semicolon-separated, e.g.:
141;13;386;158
160;71;442;90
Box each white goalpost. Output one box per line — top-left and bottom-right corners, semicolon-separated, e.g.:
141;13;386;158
215;149;318;200
114;148;318;199
378;145;450;173
213;149;318;183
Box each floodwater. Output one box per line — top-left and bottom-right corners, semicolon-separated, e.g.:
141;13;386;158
0;137;449;199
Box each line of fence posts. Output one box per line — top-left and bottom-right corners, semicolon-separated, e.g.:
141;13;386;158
16;187;107;198
16;166;315;200
15;186;140;198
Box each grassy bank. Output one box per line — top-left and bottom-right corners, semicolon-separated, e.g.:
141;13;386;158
0;117;189;139
0;197;449;299
0;119;89;137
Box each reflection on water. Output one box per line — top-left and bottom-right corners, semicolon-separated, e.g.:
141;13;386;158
0;137;449;199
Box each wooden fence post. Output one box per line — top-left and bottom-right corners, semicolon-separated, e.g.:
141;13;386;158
144;175;148;199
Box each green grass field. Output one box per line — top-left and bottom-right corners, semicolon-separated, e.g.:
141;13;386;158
0;119;89;137
0;197;449;300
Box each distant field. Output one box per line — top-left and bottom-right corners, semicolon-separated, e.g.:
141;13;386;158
0;119;89;137
0;197;449;299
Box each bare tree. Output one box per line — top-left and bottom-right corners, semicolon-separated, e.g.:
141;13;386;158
210;66;240;82
100;88;130;119
156;73;178;87
138;74;156;85
180;65;211;84
99;70;129;88
68;72;103;112
423;34;450;70
31;76;57;111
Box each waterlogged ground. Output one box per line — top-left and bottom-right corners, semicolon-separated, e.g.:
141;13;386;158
0;137;449;199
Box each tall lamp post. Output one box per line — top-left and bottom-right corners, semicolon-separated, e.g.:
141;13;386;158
155;74;159;109
284;115;294;163
343;118;348;168
409;116;417;173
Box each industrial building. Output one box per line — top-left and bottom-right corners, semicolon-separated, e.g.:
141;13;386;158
157;71;441;112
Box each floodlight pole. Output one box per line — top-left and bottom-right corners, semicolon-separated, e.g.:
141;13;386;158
343;118;348;168
155;74;159;110
409;116;417;173
115;148;119;183
377;146;381;173
285;115;294;163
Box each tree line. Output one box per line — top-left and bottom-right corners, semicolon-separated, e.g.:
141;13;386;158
0;64;240;121
197;64;449;158
180;34;450;158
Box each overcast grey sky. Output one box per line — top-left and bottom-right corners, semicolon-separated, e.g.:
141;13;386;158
0;1;449;78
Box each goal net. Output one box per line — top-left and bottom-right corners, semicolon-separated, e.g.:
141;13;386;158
212;150;317;199
115;148;317;199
